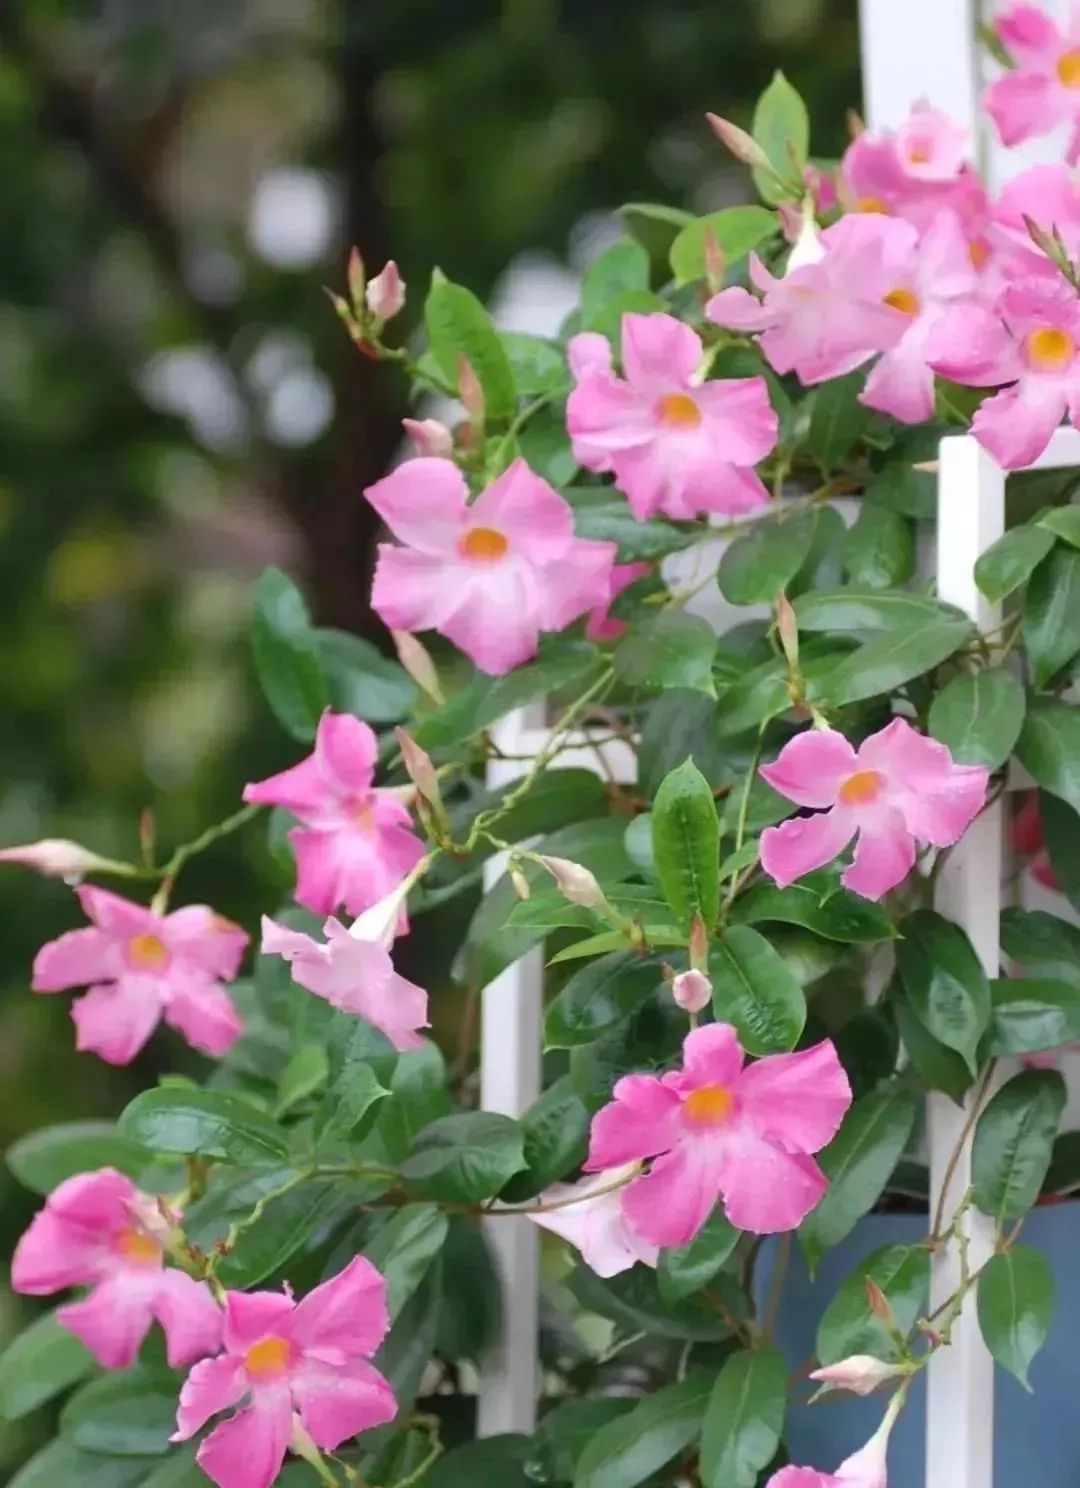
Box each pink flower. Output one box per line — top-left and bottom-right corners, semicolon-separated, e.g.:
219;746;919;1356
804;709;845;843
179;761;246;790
810;1355;907;1396
842;105;969;208
986;5;1080;166
565;313;777;521
991;164;1080;278
586;561;650;642
401;416;453;458
11;1168;221;1370
365;260;405;321
32;886;246;1064
365;457;616;676
671;968;712;1014
244;711;425;918
766;1410;895;1488
759;720;989;902
527;1166;659;1277
173;1258;396;1488
259;913;428;1050
583;1023;851;1245
927;276;1080;467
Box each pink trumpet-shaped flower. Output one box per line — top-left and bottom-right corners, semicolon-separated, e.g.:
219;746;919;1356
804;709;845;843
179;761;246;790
365;260;405;321
365;457;616;676
584;1023;851;1246
32;886;246;1064
244;711;424;918
759;720;989;901
927;276;1080;467
12;1168;221;1369
986;5;1080;166
527;1165;659;1277
810;1355;908;1396
173;1258;396;1488
766;1405;896;1488
260;913;428;1050
566;313;777;521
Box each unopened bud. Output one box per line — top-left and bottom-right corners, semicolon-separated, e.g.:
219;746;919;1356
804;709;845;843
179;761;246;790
392;629;444;705
536;855;606;909
866;1277;894;1324
510;865;531;901
326;288;364;347
347;247;366;308
809;1354;907;1398
703;226;725;292
366;260;406;321
672;968;712;1014
402;417;453;459
0;838;121;882
689;912;709;972
846;107;866;141
1023;213;1057;261
706;113;774;173
394;727;442;815
458;357;485;427
777;201;802;245
777;592;799;669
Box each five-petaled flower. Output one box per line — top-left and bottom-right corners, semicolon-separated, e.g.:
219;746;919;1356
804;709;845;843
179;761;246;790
526;1165;658;1278
986;4;1080;165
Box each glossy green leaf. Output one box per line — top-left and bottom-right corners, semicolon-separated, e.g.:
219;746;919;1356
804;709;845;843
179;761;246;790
566;489;699;560
250;568;327;742
0;1310;94;1422
500;1075;590;1201
699;1346;787;1488
498;331;569;396
1040;505;1080;547
891;981;973;1103
669;205;778;285
423;1436;533;1488
581;239;650;327
399;1111;525;1203
928;667;1025;769
792;587;964;633
276;1043;328;1115
651;758;720;928
7;1121;157;1196
546;951;666;1049
988;977;1080;1056
895;909;991;1073
425;269;516;420
843;503;914;587
732;876;896;943
574;1372;712;1488
363;1203;449;1320
215;1177;357;1288
812;617;971;706
1001;907;1080;980
314;629;416;722
568;1263;737;1341
1040;790;1080;912
977;1245;1054;1389
61;1366;179;1455
536;1399;636;1485
816;1243;930;1364
974;523;1056;602
615;612;717;696
9;1443;160;1488
709;925;806;1054
1023;544;1080;687
1015;696;1080;815
617;201;695;265
119;1088;288;1164
717;510;818;606
658;1211;740;1305
972;1070;1065;1221
751;70;809;201
805;372;871;472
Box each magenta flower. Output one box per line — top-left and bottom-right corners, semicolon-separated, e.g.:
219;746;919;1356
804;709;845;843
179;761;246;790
12;1168;221;1370
766;1412;893;1488
565;313;777;522
527;1165;659;1278
986;4;1080;165
244;711;424;918
32;886;246;1064
260;913;428;1050
583;1023;851;1246
840;104;978;223
585;560;650;642
364;456;615;675
172;1258;396;1488
991;163;1080;278
759;720;989;902
928;276;1080;467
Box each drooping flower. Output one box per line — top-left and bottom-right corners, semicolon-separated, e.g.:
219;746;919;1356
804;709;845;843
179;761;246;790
260;913;428;1050
364;457;616;676
32;886;246;1064
765;1406;896;1488
565;313;778;522
759;719;989;901
810;1355;908;1397
527;1165;659;1277
927;276;1080;467
584;1022;851;1245
12;1168;221;1369
585;560;650;642
986;5;1080;166
0;838;125;880
173;1257;396;1488
244;711;425;918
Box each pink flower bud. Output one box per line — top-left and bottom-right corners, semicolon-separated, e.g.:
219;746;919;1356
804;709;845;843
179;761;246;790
347;247;366;308
0;839;119;881
394;727;441;814
457;357;486;426
705;113;773;172
777;592;799;669
537;855;605;909
671;969;712;1014
809;1354;906;1397
392;629;444;705
365;260;406;321
402;417;453;459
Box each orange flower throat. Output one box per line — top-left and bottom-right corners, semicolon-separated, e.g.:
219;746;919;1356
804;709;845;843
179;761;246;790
838;769;883;806
656;393;702;429
128;933;169;972
245;1335;293;1378
459;527;509;562
683;1083;735;1127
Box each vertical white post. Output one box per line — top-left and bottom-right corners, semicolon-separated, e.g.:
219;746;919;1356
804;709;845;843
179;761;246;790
859;0;978;132
477;705;544;1435
926;435;1003;1488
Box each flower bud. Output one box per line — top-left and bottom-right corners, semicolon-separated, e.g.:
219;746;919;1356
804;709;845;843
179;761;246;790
365;260;406;321
703;226;725;292
705;113;774;173
392;629;444;705
777;592;799;669
671;969;712;1014
0;838;120;882
510;866;531;901
347;247;366;308
536;855;605;909
394;727;442;816
689;912;709;971
402;417;454;459
809;1354;907;1397
458;357;486;427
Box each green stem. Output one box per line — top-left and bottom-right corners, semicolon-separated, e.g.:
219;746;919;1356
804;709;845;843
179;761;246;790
721;724;767;921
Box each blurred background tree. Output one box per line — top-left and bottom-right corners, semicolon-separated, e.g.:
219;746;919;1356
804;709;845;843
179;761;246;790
0;0;858;1473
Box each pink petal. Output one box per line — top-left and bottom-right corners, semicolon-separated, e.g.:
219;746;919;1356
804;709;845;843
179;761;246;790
440;566;543;676
584;1074;683;1170
72;978;163;1065
529;1169;659;1277
566;375;657;463
860;332;935;424
567;331;613;379
537;540;617;632
971;383;1067;469
620;312;703;392
371;545;463;638
857;717;988;846
195;1390;293;1488
735;1040;852;1154
10;1169;134;1292
765;1469;836;1488
48;1167;137;1231
363;457;469;555
292;1357;397;1449
681;1022;745;1087
986;71;1064;149
470;459;575;564
58;1276;155;1369
842;816;917;900
32;927;116;993
717;1127;828;1233
173;1355;247;1441
152;1269;224;1367
222;1291;296;1354
696;377;779;466
242;754;328;817
163;907;248;980
289;1255;390;1357
997;3;1064;64
314;711;378;794
760;729;859;809
759;809;856;890
163;977;243;1058
925;302;1020;386
290;823;422;919
77;885;157;936
705;285;776;333
620;1140;725;1247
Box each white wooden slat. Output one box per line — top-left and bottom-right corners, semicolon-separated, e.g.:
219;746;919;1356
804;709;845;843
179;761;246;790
859;0;979;132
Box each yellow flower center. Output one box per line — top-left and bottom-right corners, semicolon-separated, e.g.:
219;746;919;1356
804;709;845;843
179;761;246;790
128;933;170;972
354;799;375;832
458;527;509;562
244;1335;293;1378
969;239;990;270
115;1228;161;1266
906;140;932;165
656;392;702;429
883;288;920;316
1058;48;1080;87
838;769;884;806
1025;326;1075;372
682;1083;735;1127
857;196;889;214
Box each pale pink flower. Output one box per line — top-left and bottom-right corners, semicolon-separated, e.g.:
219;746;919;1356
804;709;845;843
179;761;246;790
401;416;453;458
991;163;1080;278
671;968;712;1014
986;5;1080;166
365;457;616;676
759;720;988;901
810;1355;907;1396
244;711;425;918
12;1168;221;1370
584;1023;851;1246
536;855;607;908
527;1165;659;1277
365;260;405;320
766;1410;895;1488
0;838;122;880
585;561;650;642
32;886;246;1064
259;914;428;1050
565;313;777;522
173;1258;396;1488
927;276;1080;467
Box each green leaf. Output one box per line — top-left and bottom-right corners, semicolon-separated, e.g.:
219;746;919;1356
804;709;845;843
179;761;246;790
816;1243;930;1365
651;758;720;929
137;1450;213;1488
574;1371;712;1488
498;331;569;396
363;1203;449;1319
793;586;965;634
928;667;1025;769
314;629;416;722
61;1365;179;1455
617;201;696;267
119;1087;289;1164
1040;505;1080;547
568;1263;737;1340
546;951;666;1049
717;510;818;605
842;504;915;588
751;70;810;202
972;1069;1065;1222
1015;696;1080;815
800;1083;919;1270
316;1058;388;1148
215;1177;357;1289
0;1310;94;1422
977;1245;1054;1389
668;205;778;285
500;1074;590;1201
276;1043;328;1115
812;617;971;706
699;1346;787;1488
1000;907;1080;979
537;1399;636;1485
615;612;717;696
1024;543;1080;687
709;925;806;1054
864;457;935;519
658;1211;740;1305
732;876;896;944
891;982;973;1102
251;568;328;742
7;1121;156;1196
581;239;651;328
988;977;1080;1056
424;270;516;421
423;1437;533;1488
895;909;991;1072
399;1111;525;1202
1040;790;1080;911
805;373;872;472
974;523;1056;603
566;490;698;561
9;1443;161;1488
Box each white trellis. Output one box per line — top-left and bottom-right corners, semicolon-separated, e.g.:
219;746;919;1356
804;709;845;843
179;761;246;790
475;5;1076;1485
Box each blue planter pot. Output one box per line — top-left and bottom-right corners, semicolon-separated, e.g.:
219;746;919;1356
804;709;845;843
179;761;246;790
761;1204;1080;1486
